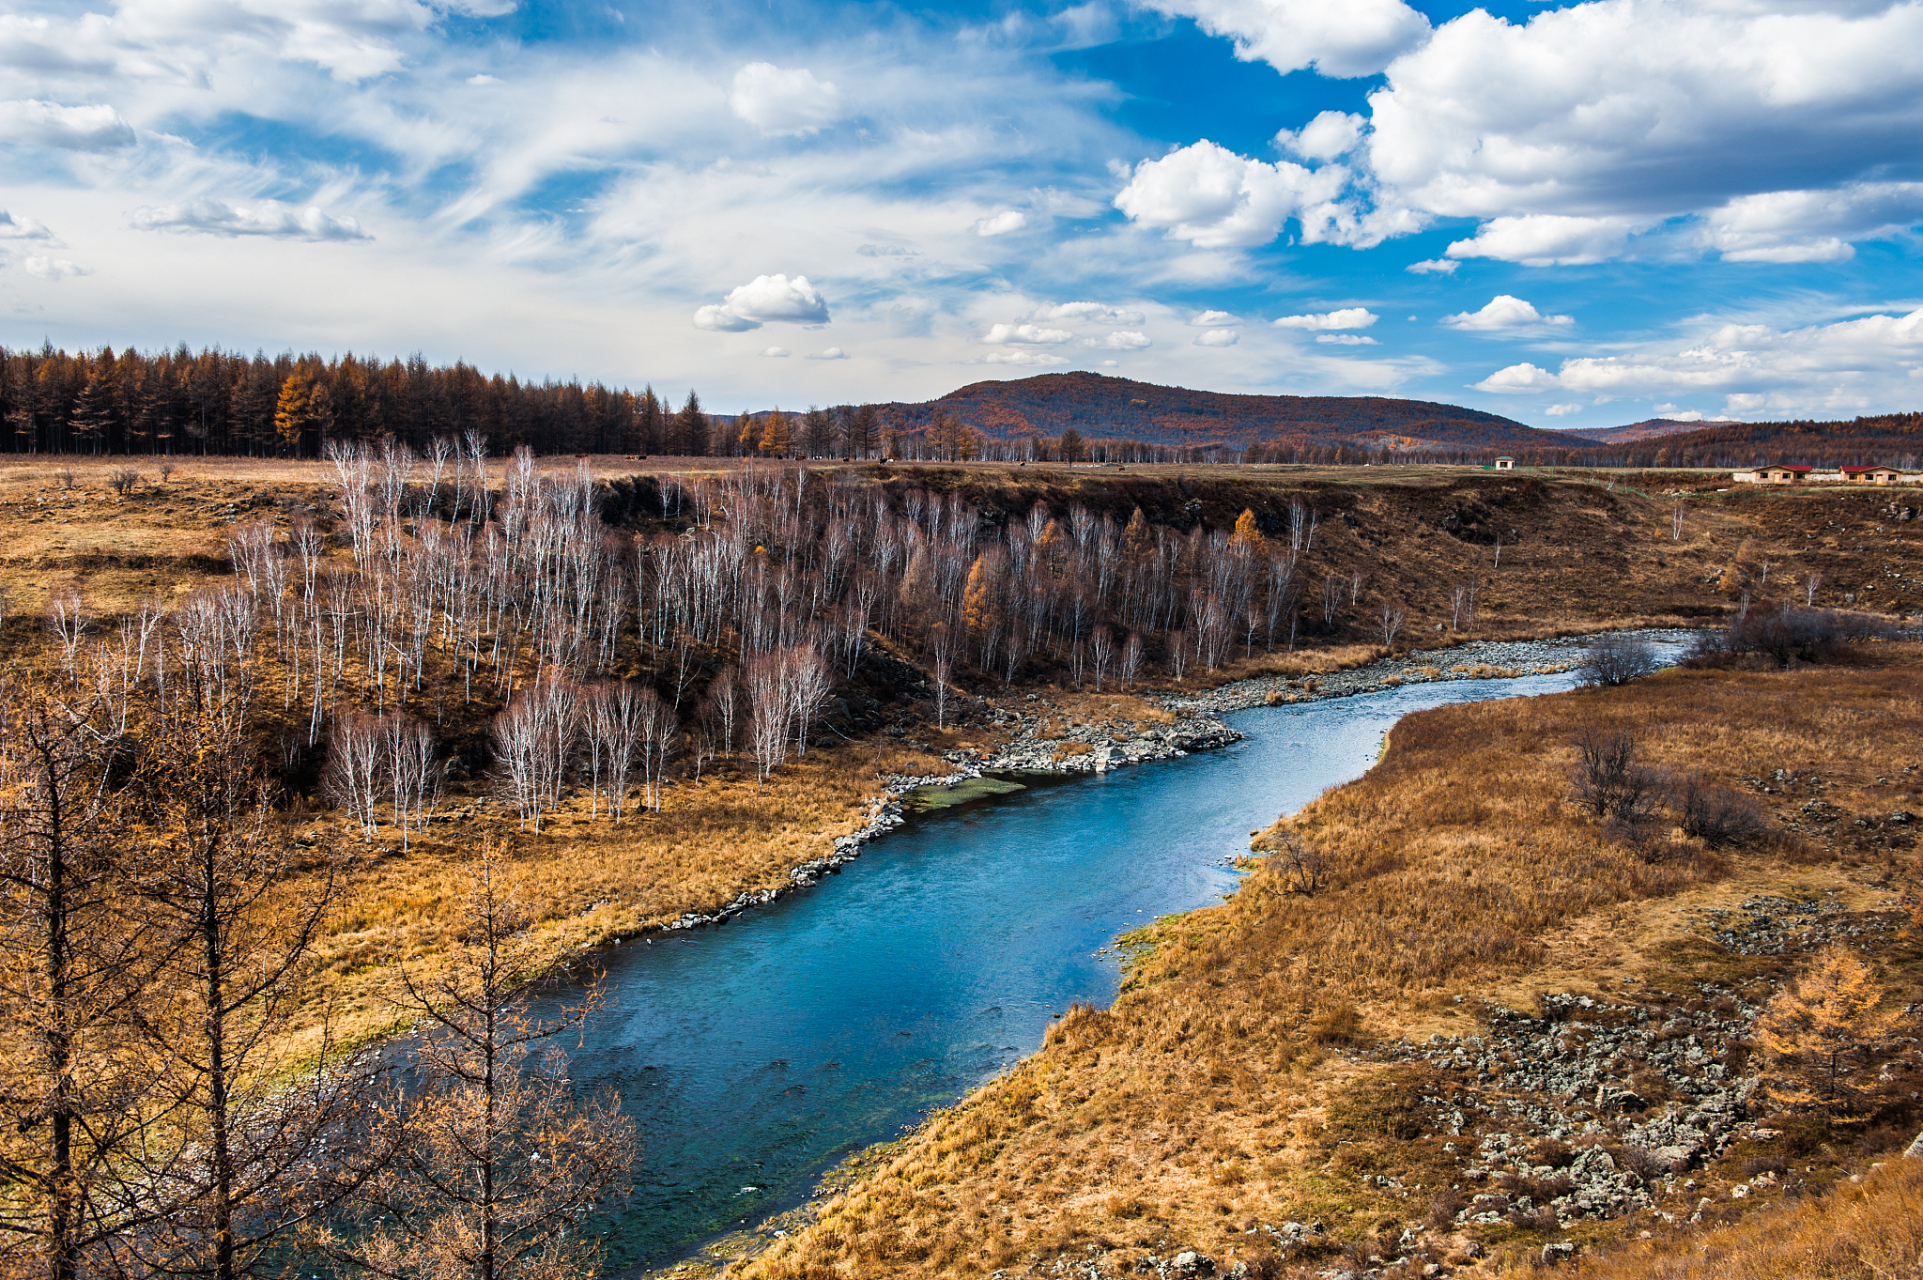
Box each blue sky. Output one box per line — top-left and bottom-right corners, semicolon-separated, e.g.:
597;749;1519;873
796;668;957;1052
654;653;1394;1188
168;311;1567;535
2;0;1922;425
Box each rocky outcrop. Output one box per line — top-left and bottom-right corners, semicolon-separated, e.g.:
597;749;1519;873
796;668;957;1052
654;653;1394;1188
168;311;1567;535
1161;632;1691;718
941;711;1241;776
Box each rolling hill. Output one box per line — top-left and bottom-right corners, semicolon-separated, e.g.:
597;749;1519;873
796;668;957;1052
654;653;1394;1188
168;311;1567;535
1564;417;1744;444
873;372;1573;453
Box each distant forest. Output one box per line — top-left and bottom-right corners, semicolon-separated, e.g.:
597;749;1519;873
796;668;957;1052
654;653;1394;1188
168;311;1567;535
1496;415;1923;470
1;343;705;457
3;342;1919;468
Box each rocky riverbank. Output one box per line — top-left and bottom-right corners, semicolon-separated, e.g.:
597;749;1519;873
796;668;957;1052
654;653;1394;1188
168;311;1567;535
1162;631;1693;718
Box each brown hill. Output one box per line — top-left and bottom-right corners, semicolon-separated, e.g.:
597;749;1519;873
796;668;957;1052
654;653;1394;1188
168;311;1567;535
873;372;1569;452
1564;417;1743;444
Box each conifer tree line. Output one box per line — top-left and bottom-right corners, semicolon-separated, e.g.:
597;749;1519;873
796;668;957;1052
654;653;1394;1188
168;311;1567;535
0;343;893;461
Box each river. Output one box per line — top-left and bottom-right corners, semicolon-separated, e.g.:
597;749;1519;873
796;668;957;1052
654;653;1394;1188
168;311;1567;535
532;664;1619;1272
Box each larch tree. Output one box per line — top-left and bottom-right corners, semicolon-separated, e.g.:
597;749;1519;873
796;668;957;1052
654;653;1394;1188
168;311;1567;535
0;682;163;1280
758;410;791;458
272;368;327;457
328;848;635;1280
800;407;835;458
126;696;378;1280
1756;945;1901;1114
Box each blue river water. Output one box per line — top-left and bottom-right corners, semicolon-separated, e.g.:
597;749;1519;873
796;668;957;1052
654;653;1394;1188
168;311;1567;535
536;666;1604;1271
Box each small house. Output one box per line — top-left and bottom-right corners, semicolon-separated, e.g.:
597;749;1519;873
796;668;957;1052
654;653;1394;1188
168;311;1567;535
1842;465;1904;485
1493;456;1515;471
1757;464;1814;484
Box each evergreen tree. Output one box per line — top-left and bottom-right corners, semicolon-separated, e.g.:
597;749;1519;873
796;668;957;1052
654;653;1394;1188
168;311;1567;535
672;391;706;456
737;415;763;457
1756;945;1900;1114
637;386;663;455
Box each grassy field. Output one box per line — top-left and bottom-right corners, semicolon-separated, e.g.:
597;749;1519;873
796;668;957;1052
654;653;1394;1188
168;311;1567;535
734;645;1923;1279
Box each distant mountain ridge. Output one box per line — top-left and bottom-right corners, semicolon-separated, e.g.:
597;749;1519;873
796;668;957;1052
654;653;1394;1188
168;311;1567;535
874;372;1572;452
1563;418;1744;445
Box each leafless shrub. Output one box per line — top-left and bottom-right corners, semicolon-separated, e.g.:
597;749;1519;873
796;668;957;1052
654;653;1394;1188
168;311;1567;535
1530;1137;1573;1168
1580;633;1660;687
1690;603;1898;667
1675;773;1766;847
1427;1188;1464;1231
1569;727;1663;823
158;460;175;483
55;467;74;489
1620;1144;1674;1184
108;468;140;495
1272;833;1327;895
327;849;635;1279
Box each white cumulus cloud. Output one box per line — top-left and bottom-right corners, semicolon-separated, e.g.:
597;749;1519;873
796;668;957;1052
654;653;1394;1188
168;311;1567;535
1274;307;1377;330
760;346;790;357
1471;306;1923;418
808;347;849;360
1360;0;1923;265
1316;333;1378;345
1446;216;1635;268
1033;301;1145;325
0;211;54;240
1114;140;1347;249
693;273;831;332
1545;403;1584;416
1194;328;1239;347
21;256;88;279
131;199;370;241
1133;0;1923;267
984;322;1072;346
1088;330;1151;350
728;63;844;136
971;209;1028;236
1441;295;1572;331
1702;183;1923;264
1276;110;1365;162
985;350;1067;367
1141;0;1431;77
1190;310;1237;326
1405;258;1457;275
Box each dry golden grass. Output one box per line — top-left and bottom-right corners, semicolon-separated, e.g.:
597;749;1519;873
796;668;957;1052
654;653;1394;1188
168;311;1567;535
285;737;945;1060
735;646;1923;1280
